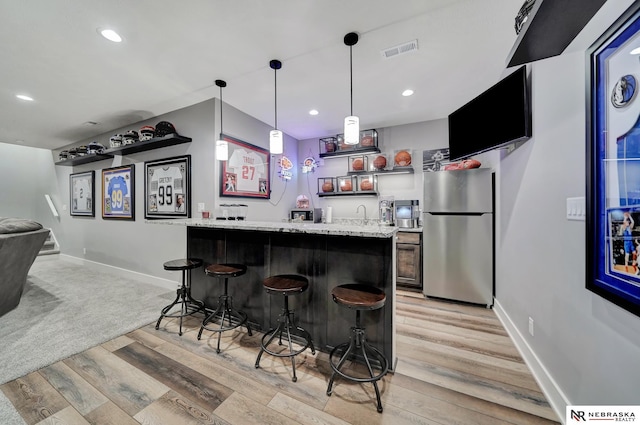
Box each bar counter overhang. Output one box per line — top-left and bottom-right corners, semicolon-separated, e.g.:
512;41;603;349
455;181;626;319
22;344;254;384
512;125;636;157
150;219;398;369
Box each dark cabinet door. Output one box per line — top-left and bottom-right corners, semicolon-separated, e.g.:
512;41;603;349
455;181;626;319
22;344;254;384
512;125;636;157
396;232;422;289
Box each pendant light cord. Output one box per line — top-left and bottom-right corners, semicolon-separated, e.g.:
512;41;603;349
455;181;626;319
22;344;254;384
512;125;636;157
349;44;353;116
219;85;223;135
274;66;278;130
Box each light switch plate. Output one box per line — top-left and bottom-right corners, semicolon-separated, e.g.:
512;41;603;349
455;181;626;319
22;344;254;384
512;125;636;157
197;203;205;212
566;197;585;221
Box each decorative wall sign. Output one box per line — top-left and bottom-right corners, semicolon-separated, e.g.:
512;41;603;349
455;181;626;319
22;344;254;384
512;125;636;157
279;155;293;180
219;134;270;199
102;164;135;220
301;156;318;173
144;155;191;219
422;148;451;172
587;2;640;318
70;170;95;217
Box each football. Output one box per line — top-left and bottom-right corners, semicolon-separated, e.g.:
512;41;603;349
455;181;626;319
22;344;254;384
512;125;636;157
444;163;460;171
373;155;387;170
395;150;412;167
322;181;334;192
352;158;364;171
458;159;481;169
360;179;374;191
340;180;353;191
360;135;374;147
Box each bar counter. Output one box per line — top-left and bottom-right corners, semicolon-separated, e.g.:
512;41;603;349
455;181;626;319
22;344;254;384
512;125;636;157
150;219;398;368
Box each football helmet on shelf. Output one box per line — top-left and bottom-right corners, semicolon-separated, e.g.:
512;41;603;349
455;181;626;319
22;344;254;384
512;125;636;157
139;125;155;141
87;141;106;154
109;134;123;148
122;130;139;145
76;145;88;156
155;121;176;137
68;148;78;159
58;150;69;161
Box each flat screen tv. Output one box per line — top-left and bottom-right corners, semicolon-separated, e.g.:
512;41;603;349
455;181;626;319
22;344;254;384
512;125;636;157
448;66;531;161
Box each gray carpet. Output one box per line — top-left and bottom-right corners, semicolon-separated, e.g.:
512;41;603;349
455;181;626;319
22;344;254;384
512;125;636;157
0;257;173;424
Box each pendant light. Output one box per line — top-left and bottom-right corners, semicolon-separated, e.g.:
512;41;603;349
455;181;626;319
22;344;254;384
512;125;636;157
215;79;229;161
269;59;284;154
344;32;360;145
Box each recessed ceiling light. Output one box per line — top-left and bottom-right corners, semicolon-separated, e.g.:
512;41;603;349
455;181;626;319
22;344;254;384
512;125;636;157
402;89;414;97
309;109;319;116
99;28;122;43
631;47;640;55
16;94;34;101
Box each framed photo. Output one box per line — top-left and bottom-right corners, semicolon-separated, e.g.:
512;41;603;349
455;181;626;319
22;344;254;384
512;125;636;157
587;2;640;318
219;134;270;199
144;155;191;219
69;170;95;217
102;164;135;220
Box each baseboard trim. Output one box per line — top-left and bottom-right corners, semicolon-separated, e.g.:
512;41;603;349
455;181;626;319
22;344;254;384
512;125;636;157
56;254;177;291
493;298;568;425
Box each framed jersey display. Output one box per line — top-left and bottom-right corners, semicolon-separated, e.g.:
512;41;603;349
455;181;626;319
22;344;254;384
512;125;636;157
219;134;270;199
587;1;640;318
102;164;135;220
70;170;95;217
144;155;191;219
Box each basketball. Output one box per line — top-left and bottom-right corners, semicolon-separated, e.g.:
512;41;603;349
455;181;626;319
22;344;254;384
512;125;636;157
352;158;364;171
373;155;387;170
360;135;374;146
322;181;334;192
340;180;353;191
325;141;336;152
360;179;374;191
395;150;412;166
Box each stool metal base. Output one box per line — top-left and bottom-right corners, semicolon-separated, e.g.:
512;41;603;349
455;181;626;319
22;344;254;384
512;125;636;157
327;322;388;413
155;284;205;336
255;297;315;382
197;293;252;353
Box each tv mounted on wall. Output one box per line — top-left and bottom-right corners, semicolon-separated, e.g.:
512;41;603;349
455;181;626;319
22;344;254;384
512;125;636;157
448;65;532;161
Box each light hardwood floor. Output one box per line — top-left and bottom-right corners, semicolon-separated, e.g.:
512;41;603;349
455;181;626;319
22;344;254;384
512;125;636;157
1;291;560;424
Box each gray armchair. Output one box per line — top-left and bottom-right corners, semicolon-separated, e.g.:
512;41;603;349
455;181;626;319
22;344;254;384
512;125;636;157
0;218;49;317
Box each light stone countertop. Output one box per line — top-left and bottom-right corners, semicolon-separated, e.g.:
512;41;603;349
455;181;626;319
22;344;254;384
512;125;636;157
147;218;399;239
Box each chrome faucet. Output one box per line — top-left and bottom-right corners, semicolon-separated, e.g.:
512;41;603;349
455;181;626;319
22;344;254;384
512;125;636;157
356;204;367;221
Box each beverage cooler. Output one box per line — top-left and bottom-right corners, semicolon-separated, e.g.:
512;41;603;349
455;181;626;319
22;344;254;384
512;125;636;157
422;168;494;307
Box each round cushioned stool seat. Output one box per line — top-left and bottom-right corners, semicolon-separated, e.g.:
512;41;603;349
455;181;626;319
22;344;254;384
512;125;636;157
263;274;309;294
205;263;246;278
331;283;385;310
163;258;203;271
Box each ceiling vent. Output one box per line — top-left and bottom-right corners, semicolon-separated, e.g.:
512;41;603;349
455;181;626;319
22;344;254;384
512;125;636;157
381;39;418;59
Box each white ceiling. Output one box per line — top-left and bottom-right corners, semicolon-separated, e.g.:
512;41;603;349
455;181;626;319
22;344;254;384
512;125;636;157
0;0;524;151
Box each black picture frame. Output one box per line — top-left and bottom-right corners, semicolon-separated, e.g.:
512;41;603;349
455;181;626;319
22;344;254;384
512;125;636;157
102;164;135;220
219;134;270;199
69;170;95;217
144;155;191;219
587;1;640;318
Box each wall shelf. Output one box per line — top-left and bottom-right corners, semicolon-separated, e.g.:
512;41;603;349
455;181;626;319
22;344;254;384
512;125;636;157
104;134;192;156
318;191;378;198
319;147;380;158
348;167;414;176
55;153;114;167
506;0;606;68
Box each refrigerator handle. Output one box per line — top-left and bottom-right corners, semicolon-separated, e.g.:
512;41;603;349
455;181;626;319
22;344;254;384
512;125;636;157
424;212;487;216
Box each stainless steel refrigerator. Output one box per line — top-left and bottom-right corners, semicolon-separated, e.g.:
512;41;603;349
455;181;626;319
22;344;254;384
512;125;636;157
422;168;493;307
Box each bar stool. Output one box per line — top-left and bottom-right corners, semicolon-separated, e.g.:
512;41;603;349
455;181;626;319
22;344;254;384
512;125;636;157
255;274;315;382
326;283;389;413
155;258;205;336
197;263;252;353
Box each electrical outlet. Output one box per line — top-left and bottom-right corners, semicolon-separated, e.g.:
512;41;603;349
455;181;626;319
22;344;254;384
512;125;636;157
198;203;205;212
83;248;87;255
62;204;67;211
528;317;534;336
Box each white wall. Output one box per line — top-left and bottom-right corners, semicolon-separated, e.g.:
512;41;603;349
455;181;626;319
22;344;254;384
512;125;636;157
496;0;640;412
0;142;62;235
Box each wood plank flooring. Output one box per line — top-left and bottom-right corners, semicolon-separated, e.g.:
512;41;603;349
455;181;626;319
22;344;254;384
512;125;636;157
1;291;560;424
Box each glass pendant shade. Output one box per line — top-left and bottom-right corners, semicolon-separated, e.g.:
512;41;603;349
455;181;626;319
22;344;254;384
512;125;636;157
344;115;360;145
216;138;229;161
270;129;283;154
